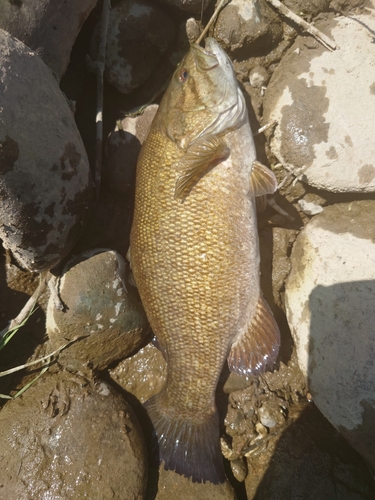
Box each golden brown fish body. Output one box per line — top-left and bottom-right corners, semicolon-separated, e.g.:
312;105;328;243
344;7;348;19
130;38;279;483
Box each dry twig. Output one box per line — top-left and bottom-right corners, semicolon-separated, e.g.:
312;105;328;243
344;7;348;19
265;0;337;51
0;272;50;341
196;0;228;44
94;0;111;199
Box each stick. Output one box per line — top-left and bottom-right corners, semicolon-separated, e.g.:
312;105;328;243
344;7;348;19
94;0;111;200
0;336;88;378
265;0;337;51
0;272;50;341
196;0;228;45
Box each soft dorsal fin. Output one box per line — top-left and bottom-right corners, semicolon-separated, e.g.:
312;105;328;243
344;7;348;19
227;293;280;376
250;160;278;197
174;135;230;201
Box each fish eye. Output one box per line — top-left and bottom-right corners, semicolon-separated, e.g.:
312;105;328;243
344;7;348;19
177;68;189;83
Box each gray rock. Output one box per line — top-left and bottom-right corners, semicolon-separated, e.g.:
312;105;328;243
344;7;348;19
249;66;269;88
104;104;158;195
0;372;148;500
47;249;150;372
263;14;375;193
0;0;98;79
285;200;375;473
0;30;94;273
213;0;283;57
97;0;175;94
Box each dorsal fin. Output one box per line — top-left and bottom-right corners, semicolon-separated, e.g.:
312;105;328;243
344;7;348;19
174;135;229;202
250;161;278;197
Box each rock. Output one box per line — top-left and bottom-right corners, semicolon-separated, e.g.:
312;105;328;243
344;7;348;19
110;342;166;403
0;30;94;273
282;0;330;19
285;200;375;472
155;466;236;499
263;14;375;193
298;199;324;215
0;372;147;499
95;0;175;94
249;66;269;88
159;0;212;12
245;402;375;500
47;249;150;372
104;104;158;195
330;0;369;12
213;0;283;58
157;0;212;12
0;0;97;79
185;17;202;44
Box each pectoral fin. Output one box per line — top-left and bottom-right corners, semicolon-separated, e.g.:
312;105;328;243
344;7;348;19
250;161;278;197
174;135;230;201
227;293;280;376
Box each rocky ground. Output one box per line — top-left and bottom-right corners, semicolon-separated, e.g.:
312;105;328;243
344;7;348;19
1;0;375;499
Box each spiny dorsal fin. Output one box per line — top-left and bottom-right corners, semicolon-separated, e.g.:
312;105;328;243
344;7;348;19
227;293;280;376
251;160;278;197
174;135;230;202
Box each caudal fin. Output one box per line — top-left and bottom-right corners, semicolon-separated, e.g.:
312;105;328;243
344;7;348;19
144;394;226;484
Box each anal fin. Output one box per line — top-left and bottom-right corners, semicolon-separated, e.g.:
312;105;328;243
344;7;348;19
228;293;280;376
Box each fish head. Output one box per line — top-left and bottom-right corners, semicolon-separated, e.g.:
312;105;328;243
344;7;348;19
159;38;247;150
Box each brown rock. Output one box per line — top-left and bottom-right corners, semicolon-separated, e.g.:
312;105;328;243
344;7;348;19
110;342;166;403
47;249;150;372
0;371;148;499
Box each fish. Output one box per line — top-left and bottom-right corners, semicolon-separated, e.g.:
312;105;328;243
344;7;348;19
129;37;280;484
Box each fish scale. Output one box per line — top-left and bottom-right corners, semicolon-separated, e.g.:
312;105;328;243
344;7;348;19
130;38;280;484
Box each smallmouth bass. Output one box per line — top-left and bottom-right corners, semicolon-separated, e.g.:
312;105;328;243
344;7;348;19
130;38;280;484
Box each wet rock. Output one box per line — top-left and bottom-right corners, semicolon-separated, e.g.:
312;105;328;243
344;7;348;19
95;0;175;94
0;0;97;79
263;14;375;193
0;30;94;273
0;372;147;499
155;465;236;500
104;104;158;195
214;0;283;59
110;342;166;403
47;249;150;372
157;0;212;12
285;201;375;472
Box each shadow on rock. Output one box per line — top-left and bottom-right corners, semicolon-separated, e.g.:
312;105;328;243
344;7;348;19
248;402;375;500
308;280;375;477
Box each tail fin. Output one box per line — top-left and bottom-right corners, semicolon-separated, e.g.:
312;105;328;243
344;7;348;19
144;394;226;484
